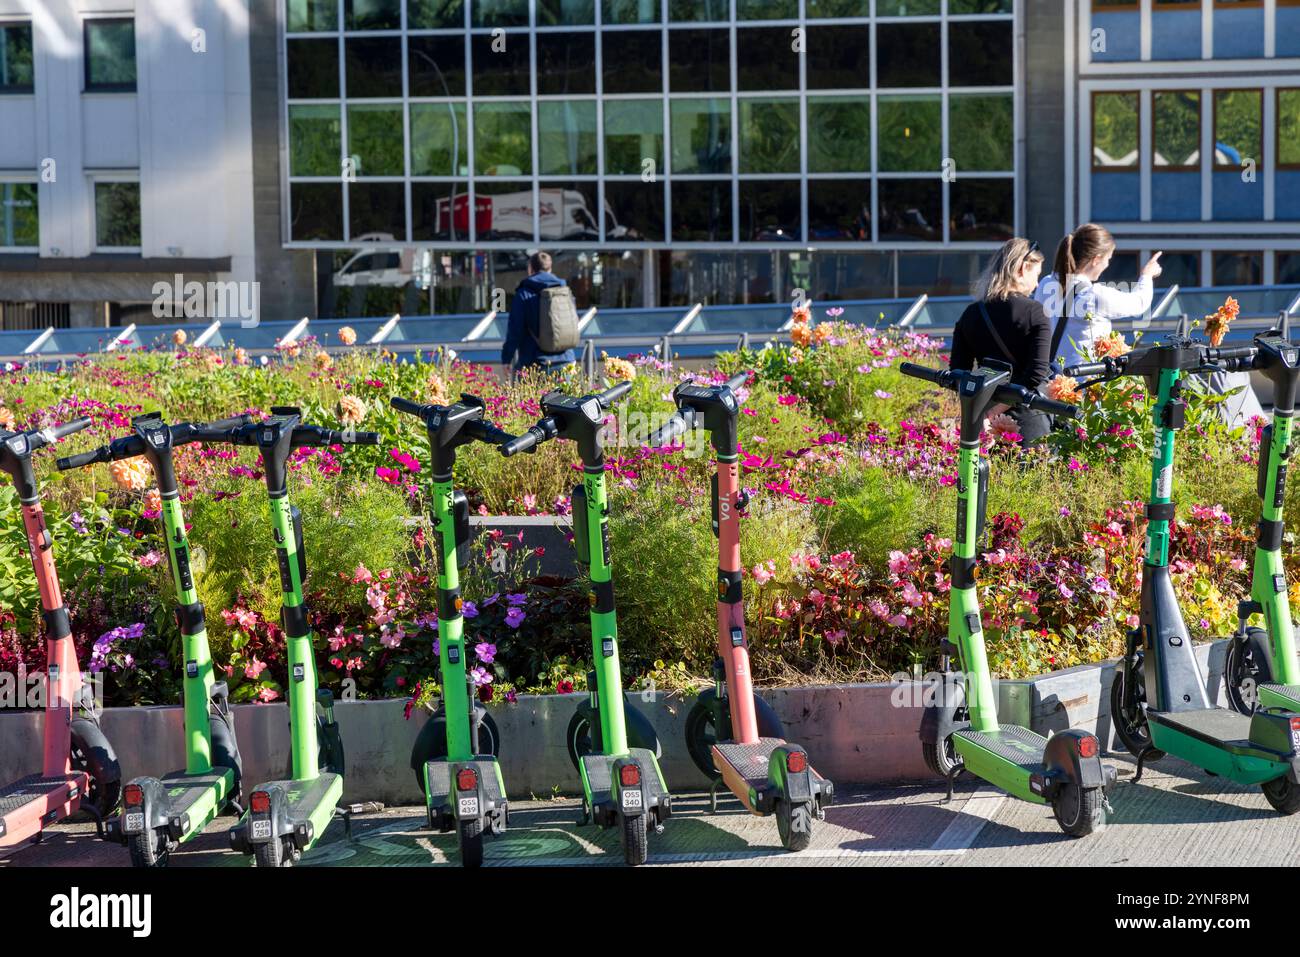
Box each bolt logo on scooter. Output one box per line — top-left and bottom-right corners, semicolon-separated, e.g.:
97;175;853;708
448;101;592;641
0;417;120;846
899;360;1115;836
1211;328;1300;715
392;394;514;868
57;412;251;866
1068;331;1300;813
217;408;379;866
502;380;672;866
650;372;833;850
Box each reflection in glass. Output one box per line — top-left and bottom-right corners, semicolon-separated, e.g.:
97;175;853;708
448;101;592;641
671;99;731;174
536;32;596;95
602;30;662;93
806;26;871;90
669;29;730;92
604;99;663;175
349;183;406;239
808;180;872;242
1214;89;1261;168
739;180;800;242
289;105;342;176
604;0;662;23
878;179;942;242
739;98;799;174
408;36;465;97
287;0;339;32
948;21;1012;86
1092;92;1139;167
539;101;599;175
808;97;871;173
408;0;465;28
290;183;343;241
878;95;942;172
474;180;536;240
737;27;799;91
605;181;665;241
348;105;405;176
538;182;601;241
410;102;468;175
412;182;470;241
876;23;940;88
344;0;401;30
474;101;532;175
0;183;38;247
1154;90;1200;168
538;0;596;25
1212;251;1262;286
950;94;1013;171
471;32;531;96
949;179;1014;242
287;38;338;99
672;181;733;242
346;37;402;97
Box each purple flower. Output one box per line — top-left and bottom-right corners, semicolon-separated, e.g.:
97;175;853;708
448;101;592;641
504;607;526;629
506;592;527;606
461;601;478;619
70;511;87;534
475;642;497;664
482;593;500;607
469;666;492;687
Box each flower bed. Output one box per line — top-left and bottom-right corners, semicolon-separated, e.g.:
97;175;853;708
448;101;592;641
0;308;1281;709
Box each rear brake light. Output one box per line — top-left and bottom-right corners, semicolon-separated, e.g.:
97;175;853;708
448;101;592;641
250;790;271;814
619;764;641;788
1078;735;1098;759
123;784;144;807
456;768;478;792
786;750;808;774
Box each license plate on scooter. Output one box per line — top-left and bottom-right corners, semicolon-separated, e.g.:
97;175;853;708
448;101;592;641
458;797;479;817
622;789;643;810
124;812;144;833
251;820;273;840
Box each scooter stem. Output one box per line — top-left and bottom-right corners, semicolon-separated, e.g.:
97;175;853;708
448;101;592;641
715;454;759;744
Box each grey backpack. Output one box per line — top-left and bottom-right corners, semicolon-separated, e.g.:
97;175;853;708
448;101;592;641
532;285;580;353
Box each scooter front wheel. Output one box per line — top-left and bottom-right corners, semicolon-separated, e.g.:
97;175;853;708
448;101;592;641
128;829;170;868
1110;660;1164;760
254;837;301;868
458;817;485;867
1051;784;1106;837
922;731;963;779
620;813;648;866
1223;627;1272;715
1261;775;1300;815
70;718;122;820
775;799;813;851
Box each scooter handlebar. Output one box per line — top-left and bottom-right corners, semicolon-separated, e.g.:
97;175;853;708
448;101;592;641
56;446;111;471
500;418;558;457
899;362;953;389
464;418;517;447
596;379;633;408
49;417;94;441
1025;393;1081;419
724;370;750;393
300;427;378;447
389;396;427;418
647;406;698;447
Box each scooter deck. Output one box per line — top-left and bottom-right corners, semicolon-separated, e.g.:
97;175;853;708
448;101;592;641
0;773;86;846
581;749;666;811
255;772;343;850
155;768;233;842
953;725;1048;805
1258;683;1300;710
713;738;829;814
425;757;507;830
1147;708;1294;783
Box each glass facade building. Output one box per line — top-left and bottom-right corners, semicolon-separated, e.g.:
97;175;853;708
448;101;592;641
282;0;1019;311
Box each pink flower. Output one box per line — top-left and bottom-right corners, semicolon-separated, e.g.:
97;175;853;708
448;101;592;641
138;550;162;568
752;561;775;586
257;687;280;703
900;582;924;607
375;466;402;485
470;666;492;687
244;657;267;679
475;642;497;663
352;564;373;583
830;550;854;569
825;629;847;646
380;626;405;648
887;550;913;577
888;614;909;628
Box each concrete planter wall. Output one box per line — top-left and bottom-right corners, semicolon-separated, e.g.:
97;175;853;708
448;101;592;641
0;643;1230;805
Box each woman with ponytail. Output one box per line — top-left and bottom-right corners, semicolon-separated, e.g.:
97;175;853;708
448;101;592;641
1034;223;1163;368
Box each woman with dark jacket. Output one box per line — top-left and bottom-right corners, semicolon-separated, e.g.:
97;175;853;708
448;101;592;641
949;237;1053;445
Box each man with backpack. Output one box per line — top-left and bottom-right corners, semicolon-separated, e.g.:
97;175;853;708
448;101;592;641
501;251;579;373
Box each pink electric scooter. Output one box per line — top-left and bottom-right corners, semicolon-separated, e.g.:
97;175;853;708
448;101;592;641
0;418;120;847
650;372;833;850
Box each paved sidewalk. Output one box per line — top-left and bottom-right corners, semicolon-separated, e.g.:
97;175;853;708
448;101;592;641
5;754;1300;867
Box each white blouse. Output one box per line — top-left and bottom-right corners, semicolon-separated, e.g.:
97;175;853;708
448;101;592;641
1033;274;1153;369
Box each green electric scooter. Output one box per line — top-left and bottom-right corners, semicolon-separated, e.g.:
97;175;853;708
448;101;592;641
392;394;513;867
502;381;672;866
57;412;250;866
1068;334;1300;813
900;360;1117;836
1214;327;1300;714
220;408;378;866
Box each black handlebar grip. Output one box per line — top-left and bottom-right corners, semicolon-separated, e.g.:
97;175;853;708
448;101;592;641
335;430;379;445
647;410;693;447
56;446;110;471
598;379;634;407
390;396;428;417
501;426;544;457
898;362;950;387
1208;345;1257;362
724;370;750;392
209;413;255;430
465;419;517;446
1063;361;1108;377
50;417;94;440
1028;395;1081;419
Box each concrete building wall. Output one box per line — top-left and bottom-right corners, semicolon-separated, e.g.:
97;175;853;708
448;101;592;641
1023;0;1069;250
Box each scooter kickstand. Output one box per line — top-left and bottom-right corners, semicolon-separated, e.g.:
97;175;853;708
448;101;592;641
944;765;966;804
1133;745;1158;785
709;777;722;814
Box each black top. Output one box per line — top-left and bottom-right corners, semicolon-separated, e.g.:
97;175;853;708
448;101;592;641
949;294;1053;391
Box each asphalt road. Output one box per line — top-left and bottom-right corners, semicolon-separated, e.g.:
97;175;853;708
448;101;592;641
5;753;1299;867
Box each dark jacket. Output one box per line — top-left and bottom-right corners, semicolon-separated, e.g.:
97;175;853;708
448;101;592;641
502;271;576;371
949;293;1053;392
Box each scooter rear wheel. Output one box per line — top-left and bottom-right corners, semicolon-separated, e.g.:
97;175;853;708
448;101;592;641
1110;660;1164;760
254;837;301;868
70;718;122;820
775;800;813;851
620;813;648;866
922;731;963;779
1052;784;1105;837
458;817;485;868
128;829;170;868
1261;775;1300;815
1223;628;1272;715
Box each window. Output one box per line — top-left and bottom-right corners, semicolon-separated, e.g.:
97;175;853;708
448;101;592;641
602;31;661;94
669;29;730;93
289;105;342;176
536;33;595;95
287;0;339;32
878;94;942;172
1212;251;1263;286
670;0;729;19
538;0;596;25
878;179;942;242
877;23;941;88
1153;91;1200;169
739;181;800;242
474;101;532;175
348;105;405;176
471;32;531;97
948;21;1012;87
346;37;402;98
349;183;406;240
288;38;340;99
410;103;468;176
289;183;342;241
737;0;797;17
94;181;141;250
808;180;871;242
472;0;528;28
950;94;1013;171
1099;251;1141;284
603;0;660;24
345;0;401;30
808;97;872;173
1213;90;1261;170
412;183;469;241
672;181;732;242
85;18;136;93
878;0;941;13
408;36;466;97
738;98;799;174
539;100;598;175
736;28;799;92
950;180;1014;242
1279;90;1300;169
408;0;467;28
1158;251;1200;287
0;23;34;93
604;99;663;175
671;99;731;175
1277;252;1300;286
1092;92;1139;169
605;181;664;240
806;27;870;91
0;182;38;247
